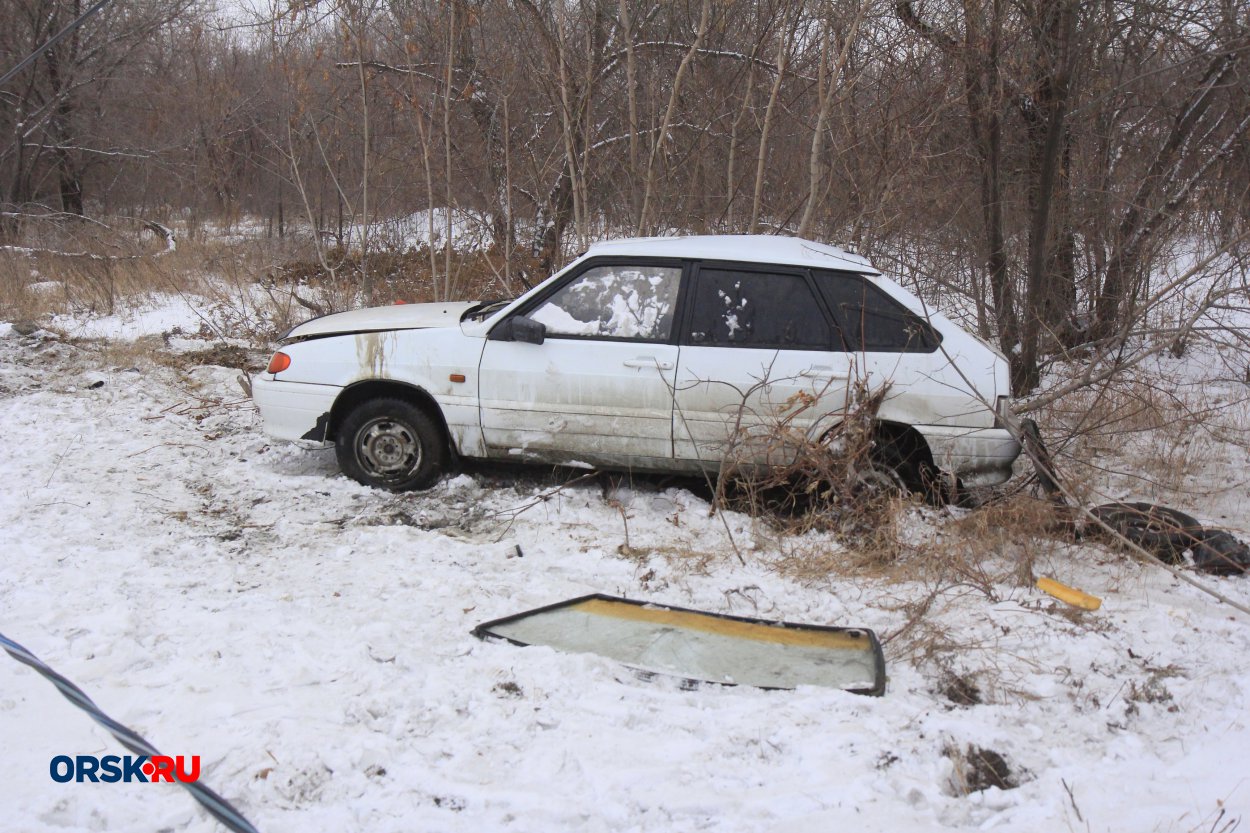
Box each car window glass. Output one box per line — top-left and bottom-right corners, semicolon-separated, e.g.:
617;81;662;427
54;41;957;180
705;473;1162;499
686;268;830;349
814;271;937;352
529;264;682;341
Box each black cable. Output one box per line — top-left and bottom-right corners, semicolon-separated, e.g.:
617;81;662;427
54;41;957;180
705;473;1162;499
0;630;262;833
0;0;114;90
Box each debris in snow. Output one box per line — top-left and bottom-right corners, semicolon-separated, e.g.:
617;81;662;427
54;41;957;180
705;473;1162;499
474;594;886;693
1036;576;1102;610
946;744;1017;794
1022;420;1250;577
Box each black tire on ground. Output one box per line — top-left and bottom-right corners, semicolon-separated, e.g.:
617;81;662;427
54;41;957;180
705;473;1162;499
1191;531;1250;576
1088;502;1203;565
335;397;448;491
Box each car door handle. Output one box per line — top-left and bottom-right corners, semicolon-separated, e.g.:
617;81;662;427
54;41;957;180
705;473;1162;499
623;357;674;370
800;366;846;380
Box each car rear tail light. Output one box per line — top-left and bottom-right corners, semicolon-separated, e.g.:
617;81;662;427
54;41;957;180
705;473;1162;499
267;352;291;374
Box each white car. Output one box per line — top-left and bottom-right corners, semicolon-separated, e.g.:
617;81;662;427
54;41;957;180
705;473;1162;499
252;235;1019;492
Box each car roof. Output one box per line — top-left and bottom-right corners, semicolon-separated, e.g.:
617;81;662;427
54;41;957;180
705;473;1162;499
582;235;879;275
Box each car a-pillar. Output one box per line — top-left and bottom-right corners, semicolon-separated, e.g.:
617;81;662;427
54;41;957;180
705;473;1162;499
328;381;453;491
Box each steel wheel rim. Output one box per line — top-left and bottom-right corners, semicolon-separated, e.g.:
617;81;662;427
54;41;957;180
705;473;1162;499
854;463;905;498
356;417;422;478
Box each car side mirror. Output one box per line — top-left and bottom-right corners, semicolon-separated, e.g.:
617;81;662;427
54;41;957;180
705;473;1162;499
490;314;546;344
512;315;546;344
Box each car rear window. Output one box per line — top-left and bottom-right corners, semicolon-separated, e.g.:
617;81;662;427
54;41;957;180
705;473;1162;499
686;268;831;349
813;271;939;353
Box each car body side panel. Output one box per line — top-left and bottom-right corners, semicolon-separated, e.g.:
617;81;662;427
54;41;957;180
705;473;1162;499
867;347;998;431
673;346;852;464
258;328;490;457
478;338;678;468
912;425;1019;486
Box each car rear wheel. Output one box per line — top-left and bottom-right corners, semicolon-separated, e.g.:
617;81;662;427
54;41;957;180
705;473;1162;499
854;459;907;497
335;398;447;491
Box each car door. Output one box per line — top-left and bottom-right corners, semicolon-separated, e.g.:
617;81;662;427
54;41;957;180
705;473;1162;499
477;260;684;470
672;264;853;467
809;267;950;419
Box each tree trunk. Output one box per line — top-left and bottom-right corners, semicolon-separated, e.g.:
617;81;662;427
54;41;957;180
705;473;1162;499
1018;0;1078;393
898;0;1025;390
750;29;788;233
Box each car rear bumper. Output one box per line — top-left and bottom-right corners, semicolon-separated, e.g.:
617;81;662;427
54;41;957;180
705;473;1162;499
913;425;1021;487
251;374;340;443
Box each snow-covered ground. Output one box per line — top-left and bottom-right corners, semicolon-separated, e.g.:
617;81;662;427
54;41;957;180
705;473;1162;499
2;298;1250;832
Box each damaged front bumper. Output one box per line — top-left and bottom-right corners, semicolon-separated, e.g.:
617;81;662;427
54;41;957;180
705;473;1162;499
250;374;339;444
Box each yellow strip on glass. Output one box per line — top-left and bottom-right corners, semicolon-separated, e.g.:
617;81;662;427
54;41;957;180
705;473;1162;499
573;598;868;650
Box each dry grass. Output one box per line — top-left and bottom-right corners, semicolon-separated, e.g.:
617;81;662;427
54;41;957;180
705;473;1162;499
707;373;1077;594
270;245;532;310
1;233;301;331
776;494;1065;590
617;542;723;577
1036;361;1250;503
1;214;526;346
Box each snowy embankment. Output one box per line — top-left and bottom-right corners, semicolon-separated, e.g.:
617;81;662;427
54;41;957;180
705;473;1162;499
1;299;1249;832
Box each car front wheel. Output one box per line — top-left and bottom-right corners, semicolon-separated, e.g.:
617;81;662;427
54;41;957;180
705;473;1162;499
335;398;447;491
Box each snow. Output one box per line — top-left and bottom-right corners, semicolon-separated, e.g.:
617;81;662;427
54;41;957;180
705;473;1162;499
369;209;495;252
26;281;61;297
46;292;209;341
2;306;1250;832
585;236;878;275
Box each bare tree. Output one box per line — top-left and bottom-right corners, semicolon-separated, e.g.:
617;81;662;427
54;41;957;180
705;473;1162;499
0;0;197;236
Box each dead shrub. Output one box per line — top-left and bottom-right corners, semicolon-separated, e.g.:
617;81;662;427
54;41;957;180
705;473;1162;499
941;495;1069;585
712;379;903;545
1034;366;1237;500
267;245;529;311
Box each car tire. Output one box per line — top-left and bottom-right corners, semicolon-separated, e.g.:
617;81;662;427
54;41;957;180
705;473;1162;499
335;398;448;491
853;459;907;499
1191;530;1250;575
865;435;913;496
1088;502;1202;565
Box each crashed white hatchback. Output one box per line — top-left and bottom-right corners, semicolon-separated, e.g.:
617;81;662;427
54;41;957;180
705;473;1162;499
252;235;1020;491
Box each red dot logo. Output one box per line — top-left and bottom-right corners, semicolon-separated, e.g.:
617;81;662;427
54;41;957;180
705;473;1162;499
141;762;154;776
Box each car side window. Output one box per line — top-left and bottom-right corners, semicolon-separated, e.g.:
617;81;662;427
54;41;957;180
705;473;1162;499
685;268;831;349
528;264;682;341
813;271;939;353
